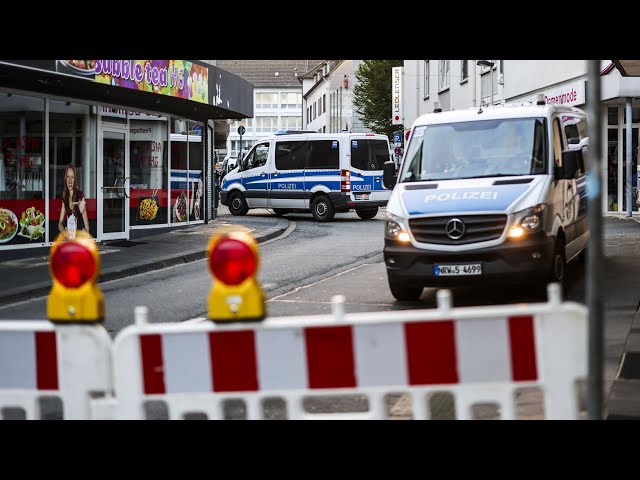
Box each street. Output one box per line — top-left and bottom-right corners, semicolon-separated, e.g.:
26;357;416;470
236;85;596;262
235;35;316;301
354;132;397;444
0;209;585;336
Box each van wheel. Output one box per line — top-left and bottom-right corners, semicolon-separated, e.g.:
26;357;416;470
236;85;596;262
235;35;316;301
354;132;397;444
388;275;423;301
228;192;248;216
311;196;335;222
549;237;566;285
273;208;288;217
356;207;378;220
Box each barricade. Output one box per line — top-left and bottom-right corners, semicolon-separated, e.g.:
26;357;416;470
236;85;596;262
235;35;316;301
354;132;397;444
0;322;113;420
111;284;587;420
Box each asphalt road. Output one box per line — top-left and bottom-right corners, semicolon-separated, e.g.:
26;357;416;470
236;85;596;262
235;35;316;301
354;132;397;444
0;208;586;338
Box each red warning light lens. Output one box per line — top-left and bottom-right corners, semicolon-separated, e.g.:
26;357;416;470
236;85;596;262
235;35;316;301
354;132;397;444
209;238;256;285
51;242;96;288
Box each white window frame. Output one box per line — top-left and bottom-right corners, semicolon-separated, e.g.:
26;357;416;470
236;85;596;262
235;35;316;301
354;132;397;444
438;60;450;92
460;60;468;84
424;60;430;100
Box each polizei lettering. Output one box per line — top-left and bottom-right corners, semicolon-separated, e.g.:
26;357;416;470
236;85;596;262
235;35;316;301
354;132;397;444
352;184;372;191
424;191;498;203
277;183;297;189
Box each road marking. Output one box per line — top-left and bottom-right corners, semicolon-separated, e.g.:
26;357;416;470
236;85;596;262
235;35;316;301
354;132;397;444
268;264;372;302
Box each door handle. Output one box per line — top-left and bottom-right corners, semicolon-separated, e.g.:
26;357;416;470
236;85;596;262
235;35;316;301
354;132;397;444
261;173;267;177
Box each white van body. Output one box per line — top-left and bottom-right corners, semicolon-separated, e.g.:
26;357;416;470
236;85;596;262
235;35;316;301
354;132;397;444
383;102;588;300
220;132;392;221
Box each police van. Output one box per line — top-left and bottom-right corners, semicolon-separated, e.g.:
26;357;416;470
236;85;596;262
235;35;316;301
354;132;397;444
220;131;392;221
382;96;588;300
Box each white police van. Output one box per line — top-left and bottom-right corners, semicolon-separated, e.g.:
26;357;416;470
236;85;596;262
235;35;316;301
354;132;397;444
220;131;392;221
382;97;588;300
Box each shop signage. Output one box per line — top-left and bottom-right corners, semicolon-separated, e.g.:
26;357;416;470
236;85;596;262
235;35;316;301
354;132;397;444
516;80;586;108
392;67;403;125
95;60;209;105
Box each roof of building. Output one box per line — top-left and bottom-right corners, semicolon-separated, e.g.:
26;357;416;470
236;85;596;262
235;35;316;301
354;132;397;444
217;60;323;87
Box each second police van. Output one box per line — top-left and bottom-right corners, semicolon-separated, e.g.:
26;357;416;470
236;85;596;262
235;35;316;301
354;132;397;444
220;131;392;221
382;96;589;300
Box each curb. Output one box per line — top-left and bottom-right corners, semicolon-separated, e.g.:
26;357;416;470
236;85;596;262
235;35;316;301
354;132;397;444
0;218;290;307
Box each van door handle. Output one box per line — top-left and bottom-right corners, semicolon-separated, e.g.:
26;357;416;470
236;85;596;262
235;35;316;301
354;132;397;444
273;173;279;177
261;173;267;177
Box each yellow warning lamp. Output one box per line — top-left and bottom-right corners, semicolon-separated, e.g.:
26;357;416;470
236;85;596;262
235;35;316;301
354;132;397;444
47;230;105;323
207;230;265;323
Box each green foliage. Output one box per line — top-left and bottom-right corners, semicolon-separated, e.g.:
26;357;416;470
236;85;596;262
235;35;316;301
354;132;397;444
353;60;404;139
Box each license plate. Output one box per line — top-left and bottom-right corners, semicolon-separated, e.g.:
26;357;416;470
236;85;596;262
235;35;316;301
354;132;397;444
434;264;482;276
354;193;370;200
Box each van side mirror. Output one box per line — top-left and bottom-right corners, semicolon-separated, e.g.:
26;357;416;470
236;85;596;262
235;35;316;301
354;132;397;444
383;161;398;189
555;150;580;180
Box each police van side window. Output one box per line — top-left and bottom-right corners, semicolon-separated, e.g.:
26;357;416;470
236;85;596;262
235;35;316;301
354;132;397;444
552;118;565;168
254;143;269;168
307;140;339;169
351;139;389;170
275;141;307;170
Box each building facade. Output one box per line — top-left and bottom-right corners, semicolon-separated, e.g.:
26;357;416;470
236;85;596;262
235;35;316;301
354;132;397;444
301;60;370;134
0;60;253;250
401;59;640;214
216;60;309;163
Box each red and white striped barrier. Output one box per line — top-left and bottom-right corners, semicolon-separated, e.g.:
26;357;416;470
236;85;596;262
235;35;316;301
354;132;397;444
112;285;587;420
0;322;113;420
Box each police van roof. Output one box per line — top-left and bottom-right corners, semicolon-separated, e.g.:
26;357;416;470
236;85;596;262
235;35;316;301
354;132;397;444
413;103;585;126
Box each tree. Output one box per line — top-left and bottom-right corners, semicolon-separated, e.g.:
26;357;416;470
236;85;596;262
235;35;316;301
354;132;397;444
353;60;404;139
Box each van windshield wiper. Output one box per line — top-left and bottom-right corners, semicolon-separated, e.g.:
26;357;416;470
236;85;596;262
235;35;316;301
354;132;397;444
453;174;529;180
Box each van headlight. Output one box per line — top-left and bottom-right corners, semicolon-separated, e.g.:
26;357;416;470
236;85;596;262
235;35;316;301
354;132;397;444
385;212;411;242
509;205;545;238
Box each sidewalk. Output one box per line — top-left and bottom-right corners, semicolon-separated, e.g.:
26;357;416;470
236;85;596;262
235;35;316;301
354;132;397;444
0;207;287;307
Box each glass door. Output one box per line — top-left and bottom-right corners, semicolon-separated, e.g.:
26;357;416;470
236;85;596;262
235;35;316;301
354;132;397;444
98;127;129;240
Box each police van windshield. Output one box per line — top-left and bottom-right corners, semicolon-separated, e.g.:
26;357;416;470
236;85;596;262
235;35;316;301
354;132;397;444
399;117;548;182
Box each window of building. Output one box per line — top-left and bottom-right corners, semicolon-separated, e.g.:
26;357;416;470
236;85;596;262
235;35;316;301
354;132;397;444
275;141;306;170
461;60;468;83
129;115;169;226
424;61;430;99
608;106;618;126
322;94;326;112
255;92;278;109
0;94;46;245
281;92;302;109
256;117;277;133
170;119;203;224
438;60;450;91
234;118;253;130
282;116;302;131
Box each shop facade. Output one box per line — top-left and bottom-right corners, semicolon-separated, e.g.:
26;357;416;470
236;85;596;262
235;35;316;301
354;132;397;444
0;60;252;250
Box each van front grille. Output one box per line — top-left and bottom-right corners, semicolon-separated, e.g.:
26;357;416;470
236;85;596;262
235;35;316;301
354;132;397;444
408;214;507;245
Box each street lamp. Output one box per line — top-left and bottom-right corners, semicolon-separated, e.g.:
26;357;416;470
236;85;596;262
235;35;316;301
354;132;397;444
477;60;495;106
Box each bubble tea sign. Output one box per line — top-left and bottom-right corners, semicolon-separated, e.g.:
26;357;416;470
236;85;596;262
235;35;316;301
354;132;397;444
94;60;209;104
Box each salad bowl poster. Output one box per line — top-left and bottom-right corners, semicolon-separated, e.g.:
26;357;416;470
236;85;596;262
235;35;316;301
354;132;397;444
0;200;46;245
94;60;208;104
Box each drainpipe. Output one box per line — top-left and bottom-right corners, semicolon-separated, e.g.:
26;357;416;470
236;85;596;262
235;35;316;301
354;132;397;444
626;97;633;217
472;60;477;107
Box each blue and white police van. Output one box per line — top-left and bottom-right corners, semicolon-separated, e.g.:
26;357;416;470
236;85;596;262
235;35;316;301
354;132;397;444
220;131;392;221
382;96;589;300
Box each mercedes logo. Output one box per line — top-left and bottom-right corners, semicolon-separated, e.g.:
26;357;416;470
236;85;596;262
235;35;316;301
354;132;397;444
445;218;465;240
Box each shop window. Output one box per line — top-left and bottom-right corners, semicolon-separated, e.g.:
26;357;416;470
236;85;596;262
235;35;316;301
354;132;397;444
129;116;168;226
170;119;203;224
48;100;96;240
0;93;46;247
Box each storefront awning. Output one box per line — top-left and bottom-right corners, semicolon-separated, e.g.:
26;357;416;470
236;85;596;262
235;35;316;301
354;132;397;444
0;60;253;122
613;60;640;77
